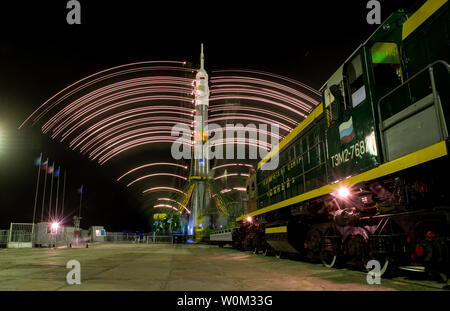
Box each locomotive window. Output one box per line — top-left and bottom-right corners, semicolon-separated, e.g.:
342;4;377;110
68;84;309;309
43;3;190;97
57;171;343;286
308;133;314;164
302;137;308;163
325;89;338;126
324;88;335;107
297;140;302;156
315;132;321;162
371;42;402;89
324;66;345;125
346;54;366;108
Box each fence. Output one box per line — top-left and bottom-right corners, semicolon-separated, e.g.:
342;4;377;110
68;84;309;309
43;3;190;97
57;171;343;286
1;223;177;248
8;223;33;248
147;235;174;244
105;232;174;244
0;230;9;246
104;232;139;243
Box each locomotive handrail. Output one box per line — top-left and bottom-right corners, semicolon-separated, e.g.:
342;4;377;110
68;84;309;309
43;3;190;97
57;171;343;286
377;60;450;161
377;60;450;110
360;208;441;220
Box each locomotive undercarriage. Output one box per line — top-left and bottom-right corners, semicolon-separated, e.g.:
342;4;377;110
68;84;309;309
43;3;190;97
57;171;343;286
235;159;450;281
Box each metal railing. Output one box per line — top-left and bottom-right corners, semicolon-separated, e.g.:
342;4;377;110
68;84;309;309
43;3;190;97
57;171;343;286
377;60;450;161
0;230;9;245
2;224;178;248
147;235;174;244
104;232;174;244
210;228;235;242
8;223;33;248
211;228;235;235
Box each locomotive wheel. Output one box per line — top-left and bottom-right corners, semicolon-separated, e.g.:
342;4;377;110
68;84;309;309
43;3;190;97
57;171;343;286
345;235;369;266
320;250;337;268
263;248;272;256
275;251;285;259
378;257;392;277
252;247;259;255
366;255;393;277
305;232;321;259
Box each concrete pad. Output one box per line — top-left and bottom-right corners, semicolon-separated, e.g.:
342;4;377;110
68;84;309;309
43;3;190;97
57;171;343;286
0;244;446;291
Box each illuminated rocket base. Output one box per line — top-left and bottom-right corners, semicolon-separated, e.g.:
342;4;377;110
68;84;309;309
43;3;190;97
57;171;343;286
188;181;211;235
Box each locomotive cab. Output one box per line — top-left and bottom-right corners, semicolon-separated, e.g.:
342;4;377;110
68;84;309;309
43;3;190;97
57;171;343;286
235;0;450;281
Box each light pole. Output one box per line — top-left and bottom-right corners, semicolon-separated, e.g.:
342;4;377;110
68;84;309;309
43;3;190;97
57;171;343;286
32;153;43;242
78;184;83;217
40;159;49;222
61;170;67;220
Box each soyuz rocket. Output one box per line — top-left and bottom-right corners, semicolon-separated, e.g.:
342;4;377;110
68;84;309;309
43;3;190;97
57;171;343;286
193;43;210;177
189;44;211;234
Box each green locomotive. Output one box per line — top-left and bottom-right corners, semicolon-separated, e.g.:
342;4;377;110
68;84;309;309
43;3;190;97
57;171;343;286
237;0;450;278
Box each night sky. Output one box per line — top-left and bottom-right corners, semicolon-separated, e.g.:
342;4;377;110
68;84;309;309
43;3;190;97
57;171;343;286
0;0;415;231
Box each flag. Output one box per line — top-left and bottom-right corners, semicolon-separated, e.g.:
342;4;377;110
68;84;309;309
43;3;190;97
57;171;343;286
48;164;54;174
54;167;60;177
41;160;48;171
34;156;42;166
77;185;83;194
338;117;355;144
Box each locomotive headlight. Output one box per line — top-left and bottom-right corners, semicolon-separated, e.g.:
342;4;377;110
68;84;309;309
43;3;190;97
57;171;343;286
337;187;350;198
246;216;253;223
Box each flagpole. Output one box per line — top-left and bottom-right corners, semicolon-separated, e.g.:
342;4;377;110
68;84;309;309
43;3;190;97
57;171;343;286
78;184;83;217
48;162;55;221
61;170;67;220
55;167;60;220
40;158;49;222
32;153;42;236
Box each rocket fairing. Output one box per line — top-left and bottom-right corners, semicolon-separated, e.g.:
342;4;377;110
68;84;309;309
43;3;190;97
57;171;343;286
195;43;210;107
193;43;210;177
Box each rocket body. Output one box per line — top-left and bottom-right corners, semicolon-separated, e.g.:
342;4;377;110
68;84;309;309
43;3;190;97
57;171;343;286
189;44;211;236
193;44;209;177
